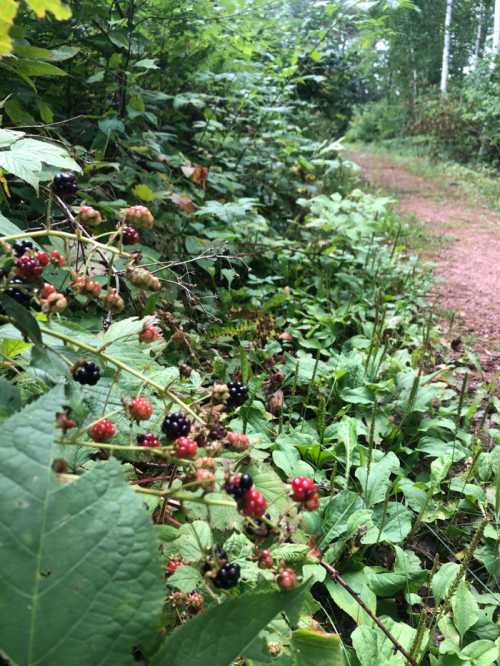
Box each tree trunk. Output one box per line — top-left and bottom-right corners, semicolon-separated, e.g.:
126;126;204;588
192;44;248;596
474;1;485;64
494;0;500;52
440;0;453;95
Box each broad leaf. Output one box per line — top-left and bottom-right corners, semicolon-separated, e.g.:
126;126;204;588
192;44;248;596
152;585;308;666
0;387;164;665
452;581;479;638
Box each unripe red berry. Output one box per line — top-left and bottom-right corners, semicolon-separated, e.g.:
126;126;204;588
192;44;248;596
192;469;215;490
175;436;198;459
242;488;267;518
277;567;297;590
136;432;160;448
127;396;153;421
89;418;117;442
166;558;183;575
78;204;102;226
258;549;273;569
41;291;67;314
50;250;65;267
121;226;140;245
225;431;250;452
39;282;56;299
102;289;124;313
291;476;316;502
188;591;204;613
121;205;154;230
36;251;50;266
139;324;162;343
16;255;43;281
127;267;161;291
56;411;77;432
303;490;320;511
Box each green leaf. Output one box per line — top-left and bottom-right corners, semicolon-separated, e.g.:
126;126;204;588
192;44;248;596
0;377;21;418
319;490;368;548
291;628;345;665
26;0;71;20
0;0;17;56
355;452;400;507
326;569;376;625
432;563;460;604
352;618;422;666
152;585;308;666
0;294;42;345
460;640;498;666
168;565;204;593
0;210;23;235
13;60;67;77
361;503;412;544
452;581;479;639
336;416;358;481
0;387;164;665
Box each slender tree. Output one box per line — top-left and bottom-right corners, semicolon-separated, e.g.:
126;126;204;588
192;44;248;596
441;0;454;94
494;0;500;51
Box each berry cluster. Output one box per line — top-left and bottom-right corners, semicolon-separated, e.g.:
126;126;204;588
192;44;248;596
291;476;319;511
121;205;154;230
162;412;191;440
139;323;163;343
225;473;267;518
78;204;102;226
16;255;44;282
121;226;140;245
127;396;153;422
225;431;250;452
89;418;116;442
213;562;240;589
226;381;249;409
175;436;198;459
52;172;78;197
136;432;160;448
72;360;101;386
127;267;161;291
166;558;183;576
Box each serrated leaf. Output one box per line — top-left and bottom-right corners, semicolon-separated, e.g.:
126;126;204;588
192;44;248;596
168;565;204;593
152;585;308;666
0;387;164;665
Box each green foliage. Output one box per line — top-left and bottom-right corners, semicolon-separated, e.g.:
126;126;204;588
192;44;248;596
0;1;499;664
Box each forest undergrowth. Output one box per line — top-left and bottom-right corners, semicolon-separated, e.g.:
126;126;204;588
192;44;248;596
0;2;499;666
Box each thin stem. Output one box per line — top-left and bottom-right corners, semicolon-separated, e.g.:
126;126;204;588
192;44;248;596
39;324;204;424
1;229;131;260
321;561;419;666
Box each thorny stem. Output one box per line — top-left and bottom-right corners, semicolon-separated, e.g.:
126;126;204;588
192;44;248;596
39;324;204;424
321;560;419;666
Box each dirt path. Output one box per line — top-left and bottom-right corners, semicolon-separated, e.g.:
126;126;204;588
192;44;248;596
347;149;500;379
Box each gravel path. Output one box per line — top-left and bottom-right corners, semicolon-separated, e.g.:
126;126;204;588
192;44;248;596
348;149;500;379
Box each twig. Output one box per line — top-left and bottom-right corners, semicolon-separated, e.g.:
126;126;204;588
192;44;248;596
321;560;419;666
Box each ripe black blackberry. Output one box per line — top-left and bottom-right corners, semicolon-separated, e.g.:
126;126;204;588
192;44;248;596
226;381;249;408
72;360;101;386
13;240;33;257
213;562;240;589
162;412;191;439
52;172;78;197
224;473;253;499
5;278;31;307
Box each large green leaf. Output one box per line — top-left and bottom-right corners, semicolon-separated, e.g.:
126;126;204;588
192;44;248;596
452;582;480;639
26;0;71;20
152;585;308;666
0;387;164;665
0;210;23;235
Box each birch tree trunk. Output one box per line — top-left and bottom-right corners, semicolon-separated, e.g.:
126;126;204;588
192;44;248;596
494;0;500;52
440;0;453;95
473;1;485;64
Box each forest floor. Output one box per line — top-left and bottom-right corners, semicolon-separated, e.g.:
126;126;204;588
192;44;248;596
347;147;500;385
